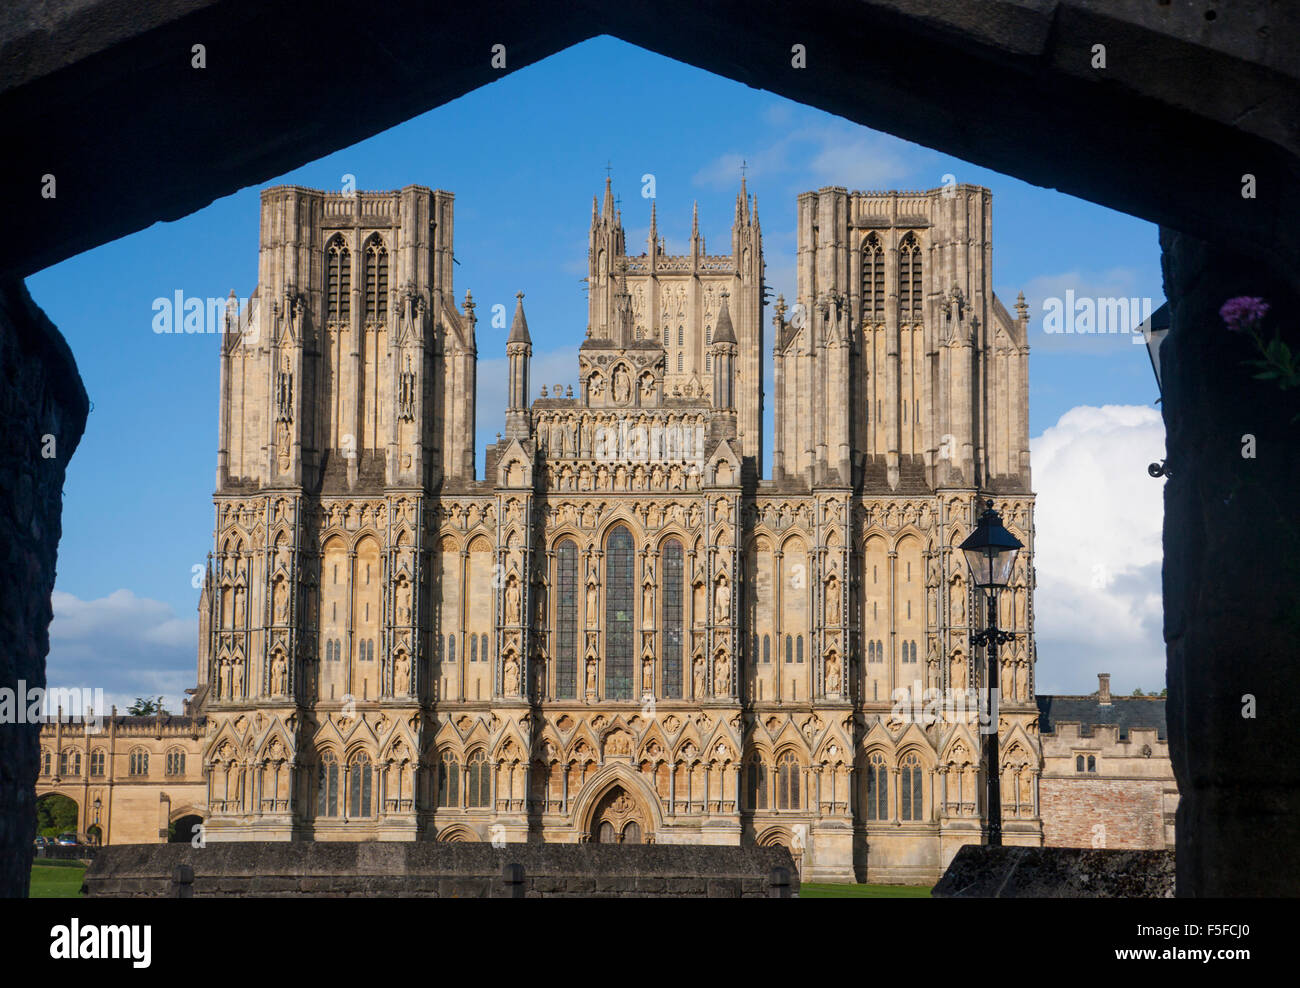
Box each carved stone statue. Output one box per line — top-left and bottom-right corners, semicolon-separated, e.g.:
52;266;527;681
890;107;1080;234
714;579;730;624
395;650;410;692
693;656;705;698
826;651;842;694
586;581;599;627
396;581;412;624
586;657;598;693
826;576;840;624
503;656;519;695
505;578;521;624
642;655;653;692
273;577;288;623
713;652;729;694
232;658;244;696
613;365;631;404
272;651;288;695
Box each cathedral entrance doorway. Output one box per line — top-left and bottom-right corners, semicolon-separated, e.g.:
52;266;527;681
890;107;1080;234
587;785;648;844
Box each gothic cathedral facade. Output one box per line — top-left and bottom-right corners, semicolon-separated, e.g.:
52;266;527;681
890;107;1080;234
197;179;1039;883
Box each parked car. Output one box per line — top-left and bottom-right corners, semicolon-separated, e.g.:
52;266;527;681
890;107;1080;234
55;833;78;846
33;835;49;849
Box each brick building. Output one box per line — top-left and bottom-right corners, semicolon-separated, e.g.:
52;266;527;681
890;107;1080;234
1037;673;1177;851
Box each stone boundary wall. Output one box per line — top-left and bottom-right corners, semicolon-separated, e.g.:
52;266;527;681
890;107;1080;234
932;845;1174;898
83;842;800;898
1040;778;1169;850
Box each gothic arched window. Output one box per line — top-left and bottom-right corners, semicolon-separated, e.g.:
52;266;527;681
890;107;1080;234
605;526;635;700
796;635;804;664
777;752;801;810
447;635;456;663
555;540;578;698
348;753;373;817
746;757;768;810
866;752;888;820
763;635;771;664
899;232;922;321
868;640;877;664
900;753;923;821
129;749;149;777
1076;755;1085;773
438;751;459;807
326;236;351;322
467;751;490;808
785;635;793;664
40;749;51;776
470;634;478;664
861;233;884;321
318;752;339;817
662;539;684;698
1087;755;1097;773
90;749;105;777
166;749;185;777
364;236;388;322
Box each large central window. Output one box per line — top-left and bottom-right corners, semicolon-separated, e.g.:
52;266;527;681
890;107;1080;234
555;540;579;699
662;539;684;698
605;526;635;700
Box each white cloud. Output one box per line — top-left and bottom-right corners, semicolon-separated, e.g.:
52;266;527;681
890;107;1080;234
1030;404;1167;695
692;122;930;193
47;589;199;714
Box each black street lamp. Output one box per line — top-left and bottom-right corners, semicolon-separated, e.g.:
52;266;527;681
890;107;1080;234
959;499;1023;847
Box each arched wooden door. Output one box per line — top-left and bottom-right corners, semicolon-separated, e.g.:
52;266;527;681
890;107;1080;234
588;785;648;844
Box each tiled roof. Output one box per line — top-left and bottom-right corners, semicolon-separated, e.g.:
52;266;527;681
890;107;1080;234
1036;694;1168;740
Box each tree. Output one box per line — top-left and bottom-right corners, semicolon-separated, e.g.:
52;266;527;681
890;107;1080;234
127;696;166;716
1132;688;1144;696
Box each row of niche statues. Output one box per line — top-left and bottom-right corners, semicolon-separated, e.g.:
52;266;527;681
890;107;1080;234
536;412;707;460
550;460;702;493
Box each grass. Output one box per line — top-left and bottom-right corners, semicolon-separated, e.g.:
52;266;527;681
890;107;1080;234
30;860;87;898
800;881;932;898
27;861;927;899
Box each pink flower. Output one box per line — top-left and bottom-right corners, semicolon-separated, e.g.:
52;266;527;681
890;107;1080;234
1220;296;1270;332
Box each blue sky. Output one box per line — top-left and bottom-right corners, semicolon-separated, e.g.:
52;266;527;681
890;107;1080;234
27;37;1168;710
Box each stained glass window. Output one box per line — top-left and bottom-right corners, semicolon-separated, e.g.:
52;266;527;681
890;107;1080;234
605;527;635;700
662;539;683;698
867;753;888;820
318;753;339;817
777;752;800;810
348;753;372;817
556;541;578;698
438;752;459;807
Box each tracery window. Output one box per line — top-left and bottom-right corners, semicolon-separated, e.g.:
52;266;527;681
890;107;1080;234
166;749;185;777
776;752;801;810
129;749;149;777
40;748;50;776
318;752;339;817
866;752;888;820
662;539;684;698
467;751;491;808
90;749;105;777
861;233;884;321
438;751;459;807
605;526;635;700
60;749;81;776
899;232;922;321
348;753;373;817
326;236;351;322
364;236;388;322
900;753;923;821
555;540;578;698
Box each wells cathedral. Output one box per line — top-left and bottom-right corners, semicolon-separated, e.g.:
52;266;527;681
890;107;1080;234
90;178;1047;882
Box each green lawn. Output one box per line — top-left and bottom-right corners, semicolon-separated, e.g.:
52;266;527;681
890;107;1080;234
800;882;932;898
29;860;86;898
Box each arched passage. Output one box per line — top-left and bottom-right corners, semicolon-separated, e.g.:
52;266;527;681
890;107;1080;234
35;792;79;840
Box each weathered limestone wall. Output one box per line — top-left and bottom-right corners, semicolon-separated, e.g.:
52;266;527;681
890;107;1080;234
84;841;800;898
0;279;88;897
1160;229;1300;896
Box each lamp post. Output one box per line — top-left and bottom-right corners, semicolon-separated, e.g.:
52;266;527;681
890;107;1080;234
959;499;1023;847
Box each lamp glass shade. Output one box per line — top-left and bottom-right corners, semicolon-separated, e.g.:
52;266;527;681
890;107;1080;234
959;510;1023;589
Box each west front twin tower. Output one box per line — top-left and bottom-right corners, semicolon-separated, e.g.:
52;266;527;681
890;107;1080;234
197;177;1038;883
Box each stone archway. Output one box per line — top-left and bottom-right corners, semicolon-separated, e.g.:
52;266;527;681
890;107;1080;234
586;784;649;845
